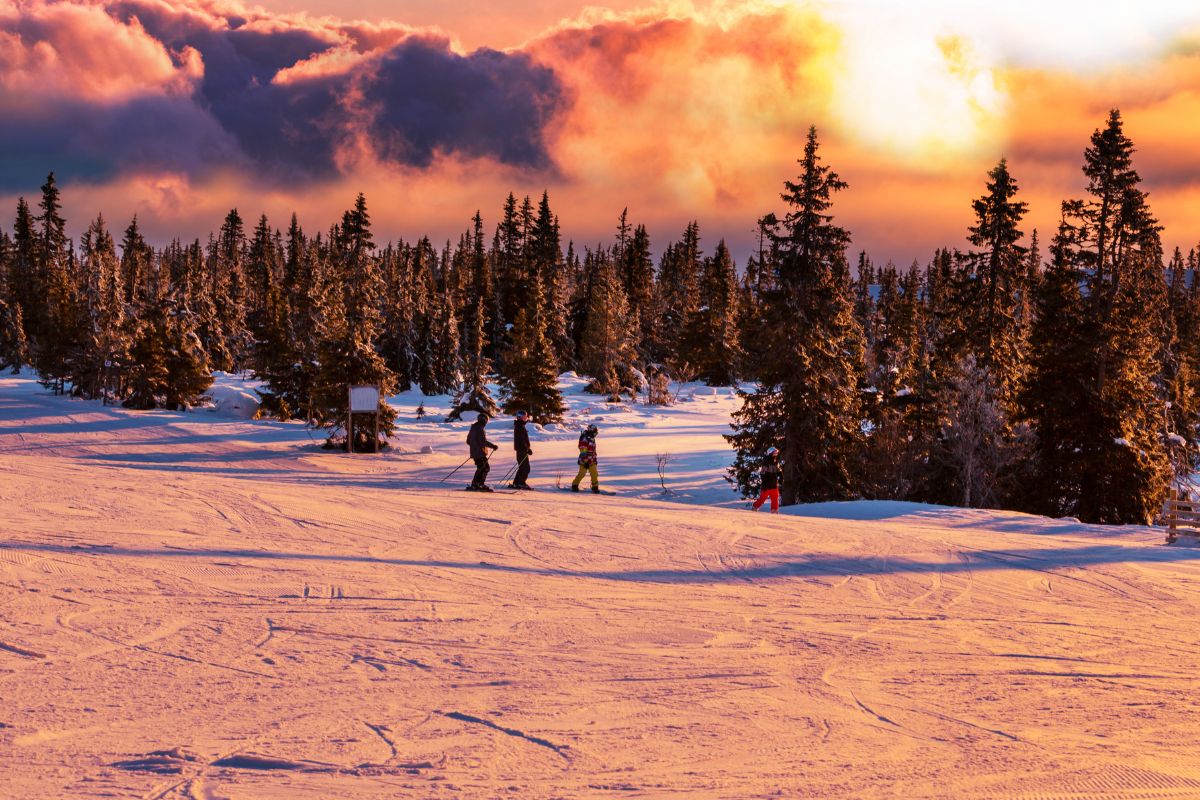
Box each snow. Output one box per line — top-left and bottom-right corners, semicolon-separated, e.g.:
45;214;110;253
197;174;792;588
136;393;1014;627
3;370;1200;798
203;376;261;419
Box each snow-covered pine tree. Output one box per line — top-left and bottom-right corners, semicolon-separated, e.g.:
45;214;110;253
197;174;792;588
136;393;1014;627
923;160;1033;506
119;217;152;306
124;253;212;410
1165;246;1199;447
74;215;129;399
245;216;286;370
419;283;461;396
211;209;251;372
500;282;566;422
933;354;1014;507
0;232;28;373
612;212;658;365
377;241;422;391
680;239;742;386
579;250;636;399
258;225;327;422
657;221;702;372
10;198;37;349
727;127;865;506
32;174;85;394
313;194;397;447
528;192;572;369
449;212;497;419
861;262;926;499
250;230;297;419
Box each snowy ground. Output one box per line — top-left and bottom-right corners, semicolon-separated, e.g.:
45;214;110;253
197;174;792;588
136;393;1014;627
3;372;1200;799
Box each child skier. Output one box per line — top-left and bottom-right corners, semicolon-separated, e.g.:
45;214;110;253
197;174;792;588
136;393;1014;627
510;410;533;490
466;412;498;492
571;424;601;493
752;446;781;513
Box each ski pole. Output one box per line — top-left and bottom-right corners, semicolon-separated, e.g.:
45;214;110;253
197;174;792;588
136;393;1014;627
440;456;472;482
499;455;528;485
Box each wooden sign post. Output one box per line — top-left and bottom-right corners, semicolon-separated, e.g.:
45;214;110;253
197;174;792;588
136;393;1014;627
347;385;382;454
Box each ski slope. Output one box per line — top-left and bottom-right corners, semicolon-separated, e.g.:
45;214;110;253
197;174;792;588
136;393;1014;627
2;372;1200;799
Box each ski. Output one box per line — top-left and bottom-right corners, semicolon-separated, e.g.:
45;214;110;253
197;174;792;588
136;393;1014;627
558;487;617;496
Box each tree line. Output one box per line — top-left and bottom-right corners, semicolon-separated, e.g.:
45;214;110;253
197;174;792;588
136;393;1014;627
730;111;1195;525
0;108;1193;523
0;177;743;430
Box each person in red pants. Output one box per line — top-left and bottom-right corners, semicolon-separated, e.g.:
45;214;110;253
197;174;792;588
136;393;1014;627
752;447;781;513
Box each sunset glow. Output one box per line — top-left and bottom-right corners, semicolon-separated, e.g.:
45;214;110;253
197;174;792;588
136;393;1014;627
2;0;1200;260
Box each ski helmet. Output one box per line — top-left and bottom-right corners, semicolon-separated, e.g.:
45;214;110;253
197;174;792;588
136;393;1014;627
766;446;779;457
586;424;598;436
477;412;490;423
515;410;528;420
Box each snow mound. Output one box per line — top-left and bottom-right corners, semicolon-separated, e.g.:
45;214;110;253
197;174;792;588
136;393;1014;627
205;385;260;419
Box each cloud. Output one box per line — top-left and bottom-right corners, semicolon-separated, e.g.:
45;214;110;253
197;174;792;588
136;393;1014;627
0;0;567;190
4;0;1200;265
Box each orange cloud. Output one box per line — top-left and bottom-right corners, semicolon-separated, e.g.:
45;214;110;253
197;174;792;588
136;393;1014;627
0;0;200;100
4;0;1200;267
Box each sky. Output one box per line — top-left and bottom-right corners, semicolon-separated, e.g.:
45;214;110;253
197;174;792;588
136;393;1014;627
2;0;1200;265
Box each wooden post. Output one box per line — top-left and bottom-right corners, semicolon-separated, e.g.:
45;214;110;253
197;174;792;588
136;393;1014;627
1167;487;1179;543
347;385;382;455
347;386;354;455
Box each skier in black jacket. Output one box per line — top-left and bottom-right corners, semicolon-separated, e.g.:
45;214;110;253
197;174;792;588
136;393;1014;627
466;413;498;492
511;410;533;490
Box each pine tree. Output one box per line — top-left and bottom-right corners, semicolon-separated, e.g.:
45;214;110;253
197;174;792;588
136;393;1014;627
449;212;497;419
377;242;423;391
125;255;212;410
75;215;129;399
211;209;251;371
727;127;865;505
737;213;780;381
0;232;28;373
1049;109;1172;523
861;262;926;499
11;198;37;347
32;173;85;393
420;283;461;396
529;192;571;369
579;251;636;399
657;221;702;372
119;217;152;306
500;283;566;422
680;239;742;385
962;158;1030;410
313;194;397;446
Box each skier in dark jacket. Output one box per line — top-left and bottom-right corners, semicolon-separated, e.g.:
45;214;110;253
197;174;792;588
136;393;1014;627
511;410;533;490
466;413;498;492
571;424;601;493
752;446;781;513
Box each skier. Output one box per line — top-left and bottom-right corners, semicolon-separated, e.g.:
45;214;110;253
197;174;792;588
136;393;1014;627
510;410;533;490
571;424;601;493
752;446;781;513
466;412;498;492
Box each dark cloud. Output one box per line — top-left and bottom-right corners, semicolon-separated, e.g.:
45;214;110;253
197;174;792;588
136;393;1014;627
366;45;565;170
0;1;567;190
0;94;243;192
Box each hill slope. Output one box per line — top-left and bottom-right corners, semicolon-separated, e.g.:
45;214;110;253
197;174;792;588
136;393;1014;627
2;373;1199;799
